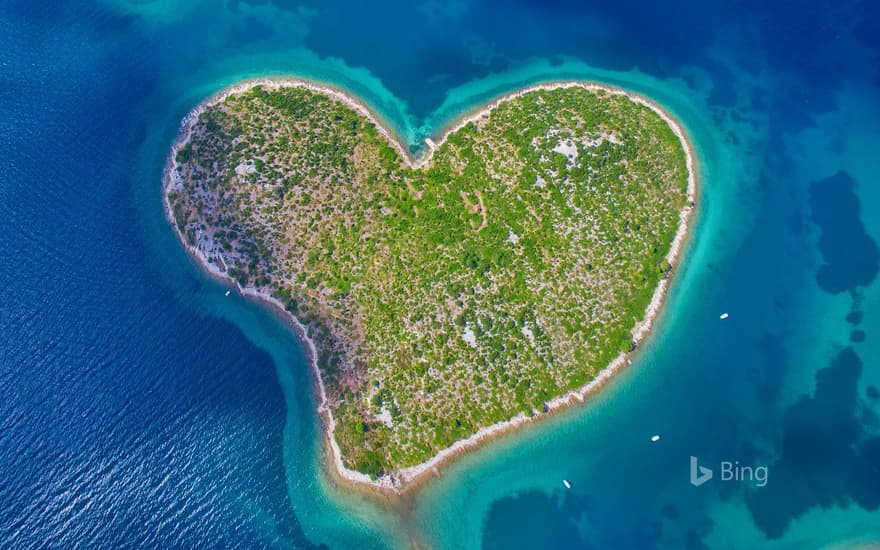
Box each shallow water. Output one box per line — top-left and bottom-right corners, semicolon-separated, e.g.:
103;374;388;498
2;0;879;548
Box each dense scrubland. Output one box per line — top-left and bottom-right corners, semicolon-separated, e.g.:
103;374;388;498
167;84;689;477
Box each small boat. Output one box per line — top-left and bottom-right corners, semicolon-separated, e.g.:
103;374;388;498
651;434;661;442
719;312;729;320
563;479;571;489
225;290;231;297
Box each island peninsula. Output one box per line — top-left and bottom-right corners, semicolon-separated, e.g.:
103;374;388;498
164;79;696;492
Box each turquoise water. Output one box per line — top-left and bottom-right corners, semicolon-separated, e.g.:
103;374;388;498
2;0;879;547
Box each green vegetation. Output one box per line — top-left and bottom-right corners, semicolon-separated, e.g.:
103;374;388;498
167;84;689;479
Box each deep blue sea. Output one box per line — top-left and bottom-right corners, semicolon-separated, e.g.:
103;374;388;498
2;1;880;548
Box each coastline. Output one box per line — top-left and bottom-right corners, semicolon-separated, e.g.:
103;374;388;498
162;77;698;495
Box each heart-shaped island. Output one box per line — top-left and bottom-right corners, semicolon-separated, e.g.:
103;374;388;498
165;80;695;491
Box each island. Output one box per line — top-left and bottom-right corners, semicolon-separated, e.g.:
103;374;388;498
164;79;696;492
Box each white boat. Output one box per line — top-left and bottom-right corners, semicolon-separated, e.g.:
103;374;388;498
563;479;571;489
225;290;231;297
651;434;661;442
720;312;729;320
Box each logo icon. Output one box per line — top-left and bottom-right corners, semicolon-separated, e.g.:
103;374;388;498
690;456;713;487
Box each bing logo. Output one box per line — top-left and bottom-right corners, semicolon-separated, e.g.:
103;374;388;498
690;456;768;487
